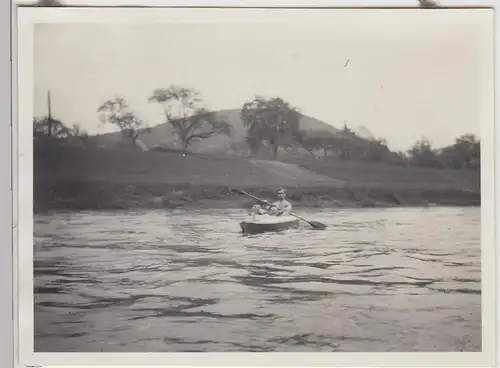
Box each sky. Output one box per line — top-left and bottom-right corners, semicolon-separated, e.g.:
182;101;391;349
33;9;492;151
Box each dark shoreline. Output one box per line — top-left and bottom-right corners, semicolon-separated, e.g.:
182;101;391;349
34;180;481;213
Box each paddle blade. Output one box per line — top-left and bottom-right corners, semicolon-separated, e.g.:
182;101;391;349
309;221;327;230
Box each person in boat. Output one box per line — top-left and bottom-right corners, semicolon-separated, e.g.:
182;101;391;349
251;187;292;216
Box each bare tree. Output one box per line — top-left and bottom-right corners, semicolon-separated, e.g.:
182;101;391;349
69;123;91;147
148;86;233;154
97;96;151;146
69;123;84;137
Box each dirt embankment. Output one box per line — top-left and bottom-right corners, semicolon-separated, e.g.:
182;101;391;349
33;146;481;212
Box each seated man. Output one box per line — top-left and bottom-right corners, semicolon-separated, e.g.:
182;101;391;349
251;187;292;216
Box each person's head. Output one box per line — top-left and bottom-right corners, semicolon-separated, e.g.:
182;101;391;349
276;187;287;200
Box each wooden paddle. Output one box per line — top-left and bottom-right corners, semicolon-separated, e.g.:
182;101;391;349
234;189;327;230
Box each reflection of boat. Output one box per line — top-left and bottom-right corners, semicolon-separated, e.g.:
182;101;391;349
240;214;300;234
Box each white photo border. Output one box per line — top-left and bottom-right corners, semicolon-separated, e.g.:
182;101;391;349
11;4;497;368
1;0;12;367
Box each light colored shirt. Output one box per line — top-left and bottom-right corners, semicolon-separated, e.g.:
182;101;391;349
270;199;292;216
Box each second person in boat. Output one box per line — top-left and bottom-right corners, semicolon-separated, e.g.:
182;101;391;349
251;187;292;216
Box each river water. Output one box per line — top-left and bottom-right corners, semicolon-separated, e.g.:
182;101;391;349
34;207;481;352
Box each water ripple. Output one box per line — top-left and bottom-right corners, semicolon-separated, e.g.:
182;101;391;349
34;207;481;352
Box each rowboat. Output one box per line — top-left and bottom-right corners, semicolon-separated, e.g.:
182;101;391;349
240;214;300;234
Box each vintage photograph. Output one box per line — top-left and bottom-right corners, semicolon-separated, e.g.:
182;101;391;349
28;7;491;354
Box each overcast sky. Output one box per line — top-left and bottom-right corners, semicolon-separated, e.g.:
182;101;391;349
34;9;491;151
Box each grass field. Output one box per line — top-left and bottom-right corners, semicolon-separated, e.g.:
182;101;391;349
285;158;480;192
34;146;481;211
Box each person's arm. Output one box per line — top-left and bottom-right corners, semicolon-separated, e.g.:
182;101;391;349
266;201;280;215
261;200;273;210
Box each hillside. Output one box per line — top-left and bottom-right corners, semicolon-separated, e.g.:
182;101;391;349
88;109;340;152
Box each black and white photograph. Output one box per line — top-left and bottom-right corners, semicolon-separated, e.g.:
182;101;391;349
15;4;495;365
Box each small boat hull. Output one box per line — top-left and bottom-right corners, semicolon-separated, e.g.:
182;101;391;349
240;215;300;234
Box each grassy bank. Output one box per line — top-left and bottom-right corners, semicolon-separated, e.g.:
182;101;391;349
34;180;481;213
34;146;481;212
285;157;480;192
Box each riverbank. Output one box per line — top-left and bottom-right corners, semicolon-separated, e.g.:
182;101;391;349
33;146;480;212
34;180;480;213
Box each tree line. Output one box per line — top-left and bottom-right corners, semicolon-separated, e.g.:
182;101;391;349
33;116;91;146
237;95;480;171
34;87;480;171
298;128;480;171
97;86;234;152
